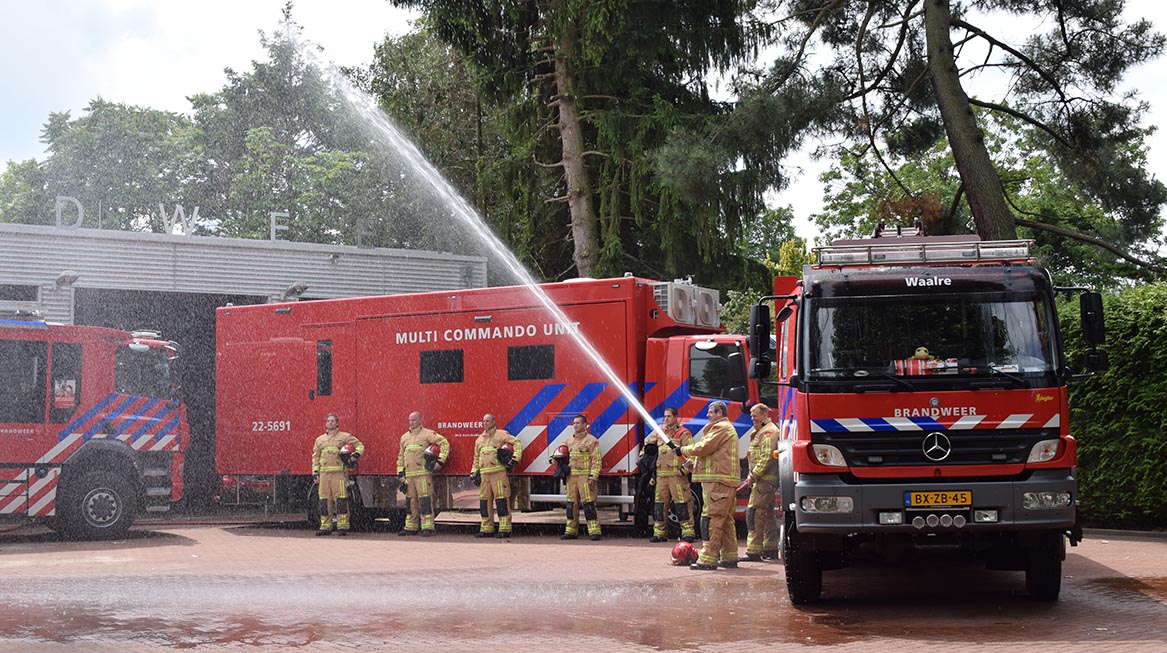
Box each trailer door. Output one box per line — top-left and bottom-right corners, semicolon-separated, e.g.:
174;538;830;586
303;324;356;436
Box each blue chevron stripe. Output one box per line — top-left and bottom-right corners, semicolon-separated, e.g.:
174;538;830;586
591;383;640;438
652;380;690;418
129;400;170;438
504;384;565;434
546;382;607;447
57;393;121;441
80;395;140;440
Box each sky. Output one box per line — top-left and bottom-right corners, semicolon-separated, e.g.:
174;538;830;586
0;0;1164;242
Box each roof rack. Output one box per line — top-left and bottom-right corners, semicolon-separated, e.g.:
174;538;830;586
814;239;1034;267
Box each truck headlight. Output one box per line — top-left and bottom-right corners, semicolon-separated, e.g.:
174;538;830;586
811;444;847;467
1026;439;1060;463
800;496;854;513
1023;491;1072;509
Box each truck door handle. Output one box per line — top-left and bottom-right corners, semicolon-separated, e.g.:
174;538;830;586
309;389;315;400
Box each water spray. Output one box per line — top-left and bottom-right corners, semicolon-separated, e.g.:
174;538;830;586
317;61;671;449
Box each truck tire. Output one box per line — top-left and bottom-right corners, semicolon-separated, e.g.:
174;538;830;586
632;472;654;536
306;481;321;528
783;522;822;605
1025;535;1064;601
60;471;135;540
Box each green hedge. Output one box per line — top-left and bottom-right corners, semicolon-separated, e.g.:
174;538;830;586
1058;283;1167;530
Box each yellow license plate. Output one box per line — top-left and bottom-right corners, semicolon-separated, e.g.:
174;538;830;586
905;490;972;508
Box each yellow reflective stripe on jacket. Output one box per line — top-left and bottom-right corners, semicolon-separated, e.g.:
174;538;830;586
748;421;779;482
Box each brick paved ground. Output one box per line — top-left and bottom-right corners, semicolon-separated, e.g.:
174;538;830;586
0;519;1163;652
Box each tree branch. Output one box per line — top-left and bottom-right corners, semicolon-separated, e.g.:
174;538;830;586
855;1;913;198
532;155;564;169
1002;189;1167;273
966;97;1071;148
951;17;1069;104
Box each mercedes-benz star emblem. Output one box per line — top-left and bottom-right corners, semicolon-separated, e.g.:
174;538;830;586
922;432;952;461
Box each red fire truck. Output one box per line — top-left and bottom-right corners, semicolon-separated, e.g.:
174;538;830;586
214;276;760;531
0;312;189;539
748;227;1108;603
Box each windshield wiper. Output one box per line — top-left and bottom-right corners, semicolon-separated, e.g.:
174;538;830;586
986;365;1030;387
859;368;916;390
809;367;915;391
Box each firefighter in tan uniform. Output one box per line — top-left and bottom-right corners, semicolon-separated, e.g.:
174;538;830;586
311;413;364;536
676;401;739;569
645;406;695;543
471;413;522;539
562;414;603;541
743;403;780;561
395;411;449;536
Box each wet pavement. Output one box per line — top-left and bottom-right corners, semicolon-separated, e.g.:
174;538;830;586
0;519;1163;652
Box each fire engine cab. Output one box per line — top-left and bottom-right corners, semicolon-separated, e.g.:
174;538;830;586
215;276;761;532
749;226;1108;603
0;311;189;539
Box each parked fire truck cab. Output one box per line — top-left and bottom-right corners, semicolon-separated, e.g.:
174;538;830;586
0;311;189;539
215;276;761;533
749;227;1107;604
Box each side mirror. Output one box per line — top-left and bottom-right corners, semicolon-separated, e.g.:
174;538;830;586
1080;292;1105;347
748;304;772;380
1084;348;1109;373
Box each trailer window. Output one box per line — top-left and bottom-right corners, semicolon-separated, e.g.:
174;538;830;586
508;345;555;381
316;340;333;397
0;340;48;423
689;343;736;398
50;342;82;423
421;349;464;384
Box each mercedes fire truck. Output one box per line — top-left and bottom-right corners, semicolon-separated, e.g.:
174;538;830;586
748;227;1108;603
0;312;189;539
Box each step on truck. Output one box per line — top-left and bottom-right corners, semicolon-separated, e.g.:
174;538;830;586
0;311;189;539
748;227;1108;603
214;276;763;532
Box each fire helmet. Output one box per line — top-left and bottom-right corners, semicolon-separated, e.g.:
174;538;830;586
670;541;698;566
339;442;359;467
497;441;516;468
551;444;570;461
424;443;443;471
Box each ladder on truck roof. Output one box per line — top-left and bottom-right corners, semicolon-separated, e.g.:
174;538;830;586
814;222;1033;267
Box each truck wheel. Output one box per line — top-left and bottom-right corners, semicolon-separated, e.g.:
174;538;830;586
783;522;822;605
632;473;654;536
306;481;321;528
347;483;374;532
1025;547;1062;601
61;471;135;540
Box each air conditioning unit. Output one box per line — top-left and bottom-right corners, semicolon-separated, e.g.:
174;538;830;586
695;289;720;328
669;284;695;324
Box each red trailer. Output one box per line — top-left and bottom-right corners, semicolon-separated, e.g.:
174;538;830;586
0;312;189;539
215;277;761;531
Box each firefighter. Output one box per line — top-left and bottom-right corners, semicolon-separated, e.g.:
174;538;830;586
644;406;696;543
311;413;364;536
395;411;449;536
675;401;739;569
470;413;522;539
742;403;780;561
562;414;603;541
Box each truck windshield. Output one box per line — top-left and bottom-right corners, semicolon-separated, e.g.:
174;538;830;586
116;346;176;399
807;292;1057;384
